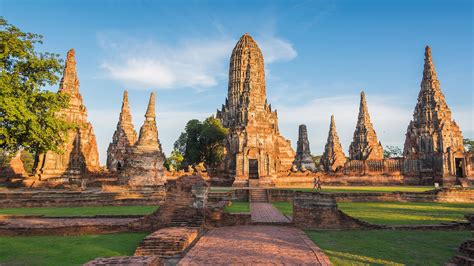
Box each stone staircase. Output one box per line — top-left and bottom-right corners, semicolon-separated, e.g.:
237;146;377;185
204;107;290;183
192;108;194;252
134;227;199;258
250;189;268;202
448;235;474;265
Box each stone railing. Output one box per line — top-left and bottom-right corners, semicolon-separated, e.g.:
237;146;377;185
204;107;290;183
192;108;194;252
344;158;402;176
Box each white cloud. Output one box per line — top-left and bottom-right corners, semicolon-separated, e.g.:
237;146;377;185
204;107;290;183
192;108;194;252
98;33;297;90
258;35;297;63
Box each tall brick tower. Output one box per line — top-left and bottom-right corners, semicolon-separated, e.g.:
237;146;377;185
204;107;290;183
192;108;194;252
217;34;295;186
403;46;465;181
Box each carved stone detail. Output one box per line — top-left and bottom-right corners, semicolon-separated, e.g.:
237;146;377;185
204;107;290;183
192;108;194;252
321;115;347;172
293;125;316;172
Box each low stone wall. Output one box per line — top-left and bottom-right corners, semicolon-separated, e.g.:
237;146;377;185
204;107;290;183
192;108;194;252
293;192;376;230
206;210;252;227
274;175;406;187
0;188;166;208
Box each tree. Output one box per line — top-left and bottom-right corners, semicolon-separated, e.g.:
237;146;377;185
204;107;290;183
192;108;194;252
384;145;402;158
173;116;228;169
164;149;184;171
0;17;71;155
464;138;474;152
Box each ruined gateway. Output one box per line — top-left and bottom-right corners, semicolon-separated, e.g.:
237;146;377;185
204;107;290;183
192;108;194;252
216;34;296;187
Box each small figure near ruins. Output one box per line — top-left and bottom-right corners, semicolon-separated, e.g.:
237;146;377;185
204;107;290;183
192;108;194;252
119;92;166;188
321;115;347;172
293;125;316;172
348;91;384;161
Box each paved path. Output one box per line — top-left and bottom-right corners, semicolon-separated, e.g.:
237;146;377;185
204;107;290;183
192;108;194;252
179;225;331;265
250;202;291;223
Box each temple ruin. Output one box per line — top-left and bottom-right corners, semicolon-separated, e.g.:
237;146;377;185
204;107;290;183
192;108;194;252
321;115;347;172
349;91;384;160
293;125;316;172
403;46;467;183
32;49;100;184
107;90;138;172
119;92;166;188
216;33;295;186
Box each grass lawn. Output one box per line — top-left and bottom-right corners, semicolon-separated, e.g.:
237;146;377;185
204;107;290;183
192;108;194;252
338;202;474;225
307;230;468;265
283;186;434;193
210;187;234;192
0;205;159;217
0;233;147;265
224;201;250;212
272;201;474;225
272;201;293;215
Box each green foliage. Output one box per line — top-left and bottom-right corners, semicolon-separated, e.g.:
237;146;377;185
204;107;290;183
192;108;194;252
0;17;71;154
464;138;473;152
164;149;184;170
0;233;147;265
383;145;402;158
0;205;159;217
311;155;321;166
174;116;228;168
20;149;34;173
307;230;470;265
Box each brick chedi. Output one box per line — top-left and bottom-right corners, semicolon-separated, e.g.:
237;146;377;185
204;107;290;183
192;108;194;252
403;46;465;178
216;33;295;186
107;91;138;172
348;91;384;160
33;49;100;183
293;125;316;171
120;92;166;188
321;115;347;172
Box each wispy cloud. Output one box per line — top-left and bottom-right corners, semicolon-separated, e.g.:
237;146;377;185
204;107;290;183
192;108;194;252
98;32;297;91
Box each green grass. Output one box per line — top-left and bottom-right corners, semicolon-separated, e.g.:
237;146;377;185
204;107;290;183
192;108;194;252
338;202;474;225
272;201;293;215
0;206;159;217
307;230;469;265
0;233;147;265
283;186;434;193
272;201;474;225
224;201;250;212
210;187;234;192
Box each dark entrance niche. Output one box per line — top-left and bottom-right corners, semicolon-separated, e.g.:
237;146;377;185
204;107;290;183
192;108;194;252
455;158;464;177
249;159;259;179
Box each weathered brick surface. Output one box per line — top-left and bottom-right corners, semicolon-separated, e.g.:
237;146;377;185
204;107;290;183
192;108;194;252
134;227;199;258
250;202;290;223
179;225;331;265
84;256;162;266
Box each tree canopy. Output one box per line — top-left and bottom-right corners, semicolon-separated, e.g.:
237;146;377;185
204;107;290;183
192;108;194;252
383;145;402;158
173;116;228;169
0;17;71;154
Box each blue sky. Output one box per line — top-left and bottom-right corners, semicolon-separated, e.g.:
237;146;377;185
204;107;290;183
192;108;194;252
2;0;473;164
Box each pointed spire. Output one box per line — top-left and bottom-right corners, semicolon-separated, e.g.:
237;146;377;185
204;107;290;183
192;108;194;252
422;45;439;84
145;92;156;119
349;91;384;160
321;115;347;172
59;48;80;94
118;90;133;125
135;92;160;150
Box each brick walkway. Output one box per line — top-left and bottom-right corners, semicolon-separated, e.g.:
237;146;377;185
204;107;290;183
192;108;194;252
178;225;332;265
250;202;291;223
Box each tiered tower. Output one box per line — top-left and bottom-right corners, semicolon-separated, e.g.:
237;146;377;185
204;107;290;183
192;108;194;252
349;91;384;160
33;49;100;182
403;46;465;178
216;33;295;186
107;91;138;172
293;125;316;171
120;92;166;187
321;115;347;172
